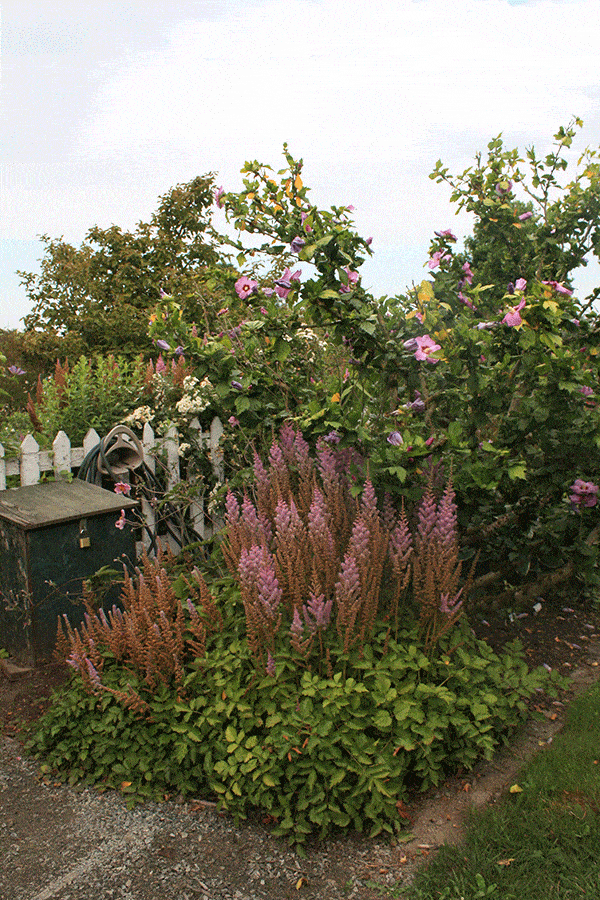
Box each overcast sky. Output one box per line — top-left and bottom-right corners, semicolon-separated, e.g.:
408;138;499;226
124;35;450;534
2;0;600;330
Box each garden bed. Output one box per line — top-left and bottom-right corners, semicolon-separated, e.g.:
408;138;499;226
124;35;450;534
2;599;599;900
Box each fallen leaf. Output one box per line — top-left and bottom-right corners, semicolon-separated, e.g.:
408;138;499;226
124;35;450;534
497;858;515;867
396;800;413;820
509;784;523;794
296;877;305;889
121;781;132;788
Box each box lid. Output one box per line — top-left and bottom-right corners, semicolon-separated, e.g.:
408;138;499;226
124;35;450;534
0;480;138;529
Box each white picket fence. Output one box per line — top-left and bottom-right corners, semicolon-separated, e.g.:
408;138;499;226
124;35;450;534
0;417;224;551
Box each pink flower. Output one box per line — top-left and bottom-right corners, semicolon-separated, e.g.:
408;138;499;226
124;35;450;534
578;386;594;397
387;431;404;446
235;276;258;300
458;292;475;311
495;180;513;196
462;261;474;284
155;354;167;374
275;267;301;299
425;435;435;447
300;211;313;233
114;482;131;495
339;267;359;293
502;298;526;327
518;211;533;221
569;479;599;509
428;250;451;270
542;280;573;296
115;509;126;530
514;278;527;291
228;416;240;426
214;186;225;208
434;229;457;241
414;334;442;363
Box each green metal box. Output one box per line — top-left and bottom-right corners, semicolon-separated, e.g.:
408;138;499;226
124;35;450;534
0;480;138;663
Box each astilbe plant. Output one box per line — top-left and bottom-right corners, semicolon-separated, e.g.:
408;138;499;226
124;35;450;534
55;550;221;712
220;424;473;670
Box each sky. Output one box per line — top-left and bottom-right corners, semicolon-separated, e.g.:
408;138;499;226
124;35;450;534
2;0;600;330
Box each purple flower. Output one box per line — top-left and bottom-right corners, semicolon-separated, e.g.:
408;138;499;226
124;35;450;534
515;278;527;292
502;298;526;327
458;292;475;311
403;338;418;352
462;261;474;284
427;250;451;270
228;415;240;426
214;186;225;208
414;334;442;363
231;380;243;391
387;431;404;446
275;267;302;299
235;276;258;299
324;430;341;444
7;364;25;375
156;339;170;351
405;393;425;412
475;321;497;331
155;354;167;374
366;237;373;246
174;345;185;356
569;479;599;509
434;229;457;241
266;651;276;677
518;211;533;221
290;236;306;254
578;386;594;397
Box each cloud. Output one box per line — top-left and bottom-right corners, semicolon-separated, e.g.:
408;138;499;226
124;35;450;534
71;0;600;244
2;0;600;326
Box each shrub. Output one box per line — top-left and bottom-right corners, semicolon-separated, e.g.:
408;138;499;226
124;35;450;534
27;432;558;848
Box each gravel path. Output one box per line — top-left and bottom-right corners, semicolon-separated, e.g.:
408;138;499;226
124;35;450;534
0;735;401;900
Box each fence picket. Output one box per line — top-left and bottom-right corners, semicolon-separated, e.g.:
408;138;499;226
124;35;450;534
0;418;224;554
52;431;71;480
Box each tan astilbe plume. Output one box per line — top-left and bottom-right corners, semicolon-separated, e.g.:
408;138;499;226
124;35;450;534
55;550;215;710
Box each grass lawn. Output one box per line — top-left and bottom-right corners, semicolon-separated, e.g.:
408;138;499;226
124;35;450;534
398;680;600;899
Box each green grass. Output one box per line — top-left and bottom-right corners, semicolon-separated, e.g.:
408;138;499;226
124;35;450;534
399;681;600;900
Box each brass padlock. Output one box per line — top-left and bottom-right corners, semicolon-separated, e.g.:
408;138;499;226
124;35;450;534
78;519;91;549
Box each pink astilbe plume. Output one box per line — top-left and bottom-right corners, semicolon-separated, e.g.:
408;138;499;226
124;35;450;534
335;553;363;652
238;545;283;659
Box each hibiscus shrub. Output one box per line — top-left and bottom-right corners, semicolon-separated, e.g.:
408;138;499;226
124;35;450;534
150;123;600;604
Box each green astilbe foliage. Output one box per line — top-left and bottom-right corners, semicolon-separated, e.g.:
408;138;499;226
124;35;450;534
220;424;472;669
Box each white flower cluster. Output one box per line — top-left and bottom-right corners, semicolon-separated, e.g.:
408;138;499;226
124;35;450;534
297;326;327;350
124;406;154;428
175;376;213;418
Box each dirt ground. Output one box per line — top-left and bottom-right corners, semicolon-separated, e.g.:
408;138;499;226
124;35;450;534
1;597;600;900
